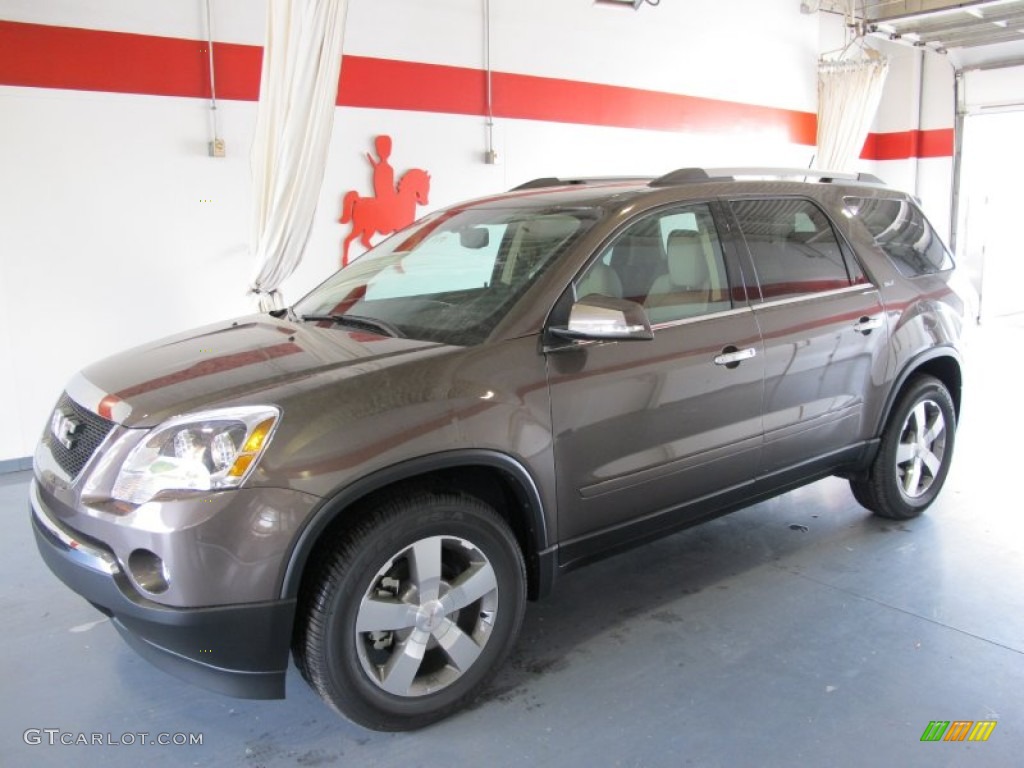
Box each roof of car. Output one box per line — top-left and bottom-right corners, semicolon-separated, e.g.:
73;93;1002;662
457;169;903;212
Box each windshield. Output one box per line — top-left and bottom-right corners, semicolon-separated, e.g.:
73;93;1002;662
294;205;599;345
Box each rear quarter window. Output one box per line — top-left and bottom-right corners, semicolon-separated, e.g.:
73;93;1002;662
844;197;953;277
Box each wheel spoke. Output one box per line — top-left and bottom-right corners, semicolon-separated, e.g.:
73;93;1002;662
356;596;419;633
921;448;942;478
409;537;443;602
911;403;927;436
441;562;498;613
433;618;482;672
379;628;429;695
895;441;916;465
903;457;923;496
923;412;945;445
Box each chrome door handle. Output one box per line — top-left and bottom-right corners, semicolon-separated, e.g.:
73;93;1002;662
853;315;884;334
714;346;757;367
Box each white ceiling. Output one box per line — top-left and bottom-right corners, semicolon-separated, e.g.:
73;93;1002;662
814;0;1024;67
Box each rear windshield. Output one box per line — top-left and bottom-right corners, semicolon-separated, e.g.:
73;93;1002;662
294;206;599;345
844;197;953;277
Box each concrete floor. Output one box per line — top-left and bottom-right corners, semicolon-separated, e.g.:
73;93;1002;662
2;318;1021;768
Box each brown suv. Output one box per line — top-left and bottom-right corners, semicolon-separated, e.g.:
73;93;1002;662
31;168;964;730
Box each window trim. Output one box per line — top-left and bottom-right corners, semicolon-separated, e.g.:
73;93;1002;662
752;283;879;312
650;304;754;332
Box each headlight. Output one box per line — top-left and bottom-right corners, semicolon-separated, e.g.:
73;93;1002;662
111;406;280;505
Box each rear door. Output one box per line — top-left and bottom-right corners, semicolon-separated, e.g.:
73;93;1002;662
546;202;764;563
726;197;889;479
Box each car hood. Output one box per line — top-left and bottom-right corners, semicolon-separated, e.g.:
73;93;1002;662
71;314;451;427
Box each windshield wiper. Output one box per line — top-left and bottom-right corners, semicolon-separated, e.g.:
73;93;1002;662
300;313;404;338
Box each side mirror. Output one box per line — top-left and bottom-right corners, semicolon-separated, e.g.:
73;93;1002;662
549;295;654;342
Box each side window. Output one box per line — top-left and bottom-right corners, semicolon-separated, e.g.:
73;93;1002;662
576;203;731;324
844;197;953;277
731;198;854;301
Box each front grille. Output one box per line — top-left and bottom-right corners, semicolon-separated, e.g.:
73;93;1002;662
43;393;117;478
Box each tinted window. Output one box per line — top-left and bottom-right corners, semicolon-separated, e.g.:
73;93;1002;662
576;203;732;324
731;198;855;301
844;197;953;277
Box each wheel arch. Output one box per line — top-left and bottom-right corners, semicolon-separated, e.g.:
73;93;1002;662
876;346;963;436
279;450;556;604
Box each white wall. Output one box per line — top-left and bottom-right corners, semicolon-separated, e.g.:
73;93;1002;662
0;0;265;43
1;1;835;462
858;38;956;239
0;87;258;463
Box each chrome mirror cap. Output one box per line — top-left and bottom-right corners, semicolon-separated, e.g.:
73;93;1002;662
550;295;653;341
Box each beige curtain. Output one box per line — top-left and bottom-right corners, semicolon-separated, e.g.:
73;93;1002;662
249;0;348;311
815;48;889;172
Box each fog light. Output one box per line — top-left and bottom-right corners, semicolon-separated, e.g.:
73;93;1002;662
128;549;169;594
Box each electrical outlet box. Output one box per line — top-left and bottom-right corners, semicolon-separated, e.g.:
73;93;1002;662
209;138;226;158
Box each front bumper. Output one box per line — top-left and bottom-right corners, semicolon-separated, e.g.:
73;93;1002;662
31;479;295;699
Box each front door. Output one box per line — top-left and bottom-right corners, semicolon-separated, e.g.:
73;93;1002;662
546;203;764;566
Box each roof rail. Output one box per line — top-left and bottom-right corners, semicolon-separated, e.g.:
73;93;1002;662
509;176;648;191
649;167;887;187
648;168;711;187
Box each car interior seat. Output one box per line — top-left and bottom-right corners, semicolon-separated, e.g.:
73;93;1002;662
645;230;711;322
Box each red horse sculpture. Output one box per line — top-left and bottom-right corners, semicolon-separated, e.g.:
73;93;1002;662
339;167;430;266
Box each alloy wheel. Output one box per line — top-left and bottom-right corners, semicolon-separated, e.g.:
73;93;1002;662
895;398;947;499
354;535;499;697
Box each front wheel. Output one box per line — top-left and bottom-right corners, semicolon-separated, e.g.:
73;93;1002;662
851;375;956;520
295;492;526;731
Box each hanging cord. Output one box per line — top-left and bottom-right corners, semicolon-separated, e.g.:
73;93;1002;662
206;0;223;155
484;0;495;163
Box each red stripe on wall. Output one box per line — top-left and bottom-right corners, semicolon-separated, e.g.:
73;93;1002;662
860;128;954;160
0;20;814;144
0;20;260;100
492;71;818;144
338;56;817;145
339;56;486;116
0;20;950;158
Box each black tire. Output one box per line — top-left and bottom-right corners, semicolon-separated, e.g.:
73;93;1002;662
294;491;526;731
851;375;956;520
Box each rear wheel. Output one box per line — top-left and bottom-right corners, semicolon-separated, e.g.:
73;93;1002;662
851;375;956;520
295;492;526;731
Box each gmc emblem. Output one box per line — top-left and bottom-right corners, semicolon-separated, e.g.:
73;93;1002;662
51;410;81;450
